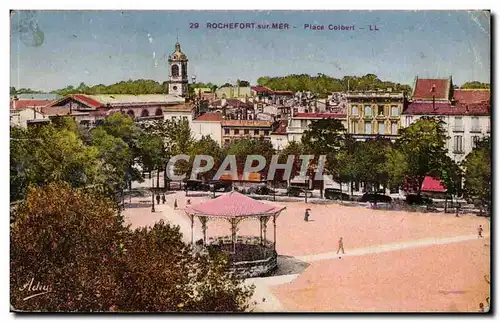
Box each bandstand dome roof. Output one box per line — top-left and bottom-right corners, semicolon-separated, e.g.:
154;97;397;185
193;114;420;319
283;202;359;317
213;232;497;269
186;191;285;218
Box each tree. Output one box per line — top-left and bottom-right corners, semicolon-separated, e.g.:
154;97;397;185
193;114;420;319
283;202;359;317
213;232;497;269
237;80;250;87
187;136;225;181
10;125;102;202
225;138;275;178
351;137;393;193
462;137;491;215
11;183;254;312
395;117;450;195
460;81;490;89
91;127;133;198
11;182;125;311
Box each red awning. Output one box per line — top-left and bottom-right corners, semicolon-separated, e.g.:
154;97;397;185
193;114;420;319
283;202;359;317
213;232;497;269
421;176;447;193
186;191;285;218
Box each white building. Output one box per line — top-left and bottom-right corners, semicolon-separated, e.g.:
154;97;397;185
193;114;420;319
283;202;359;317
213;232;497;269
190;112;223;145
10;107;49;128
403;78;490;163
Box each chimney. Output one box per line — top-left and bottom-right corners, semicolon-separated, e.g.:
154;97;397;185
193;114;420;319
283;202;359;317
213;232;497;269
12;96;18;110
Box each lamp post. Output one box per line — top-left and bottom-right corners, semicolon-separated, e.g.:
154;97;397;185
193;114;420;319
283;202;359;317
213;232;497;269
151;173;155;212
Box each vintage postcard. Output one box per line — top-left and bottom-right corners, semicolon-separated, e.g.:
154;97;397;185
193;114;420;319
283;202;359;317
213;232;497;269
10;10;491;313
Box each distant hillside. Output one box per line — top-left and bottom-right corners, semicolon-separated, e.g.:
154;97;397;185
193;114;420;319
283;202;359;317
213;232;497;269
257;73;413;98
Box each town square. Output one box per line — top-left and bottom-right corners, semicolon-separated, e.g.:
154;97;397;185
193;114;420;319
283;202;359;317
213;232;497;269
9;9;491;313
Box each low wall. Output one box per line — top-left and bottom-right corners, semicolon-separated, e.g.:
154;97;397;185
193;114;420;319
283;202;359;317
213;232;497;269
231;251;278;278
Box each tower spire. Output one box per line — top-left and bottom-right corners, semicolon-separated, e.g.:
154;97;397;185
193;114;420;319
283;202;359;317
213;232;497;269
176;28;179;43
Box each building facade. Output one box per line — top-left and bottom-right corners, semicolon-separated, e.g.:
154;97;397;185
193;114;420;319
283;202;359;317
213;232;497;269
190;112;223;145
403;78;490;163
346;91;404;141
285;112;348;143
221;120;274;146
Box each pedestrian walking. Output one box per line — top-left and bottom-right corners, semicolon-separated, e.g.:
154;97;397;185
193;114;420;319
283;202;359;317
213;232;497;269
337;237;345;255
174;199;178;210
304;209;311;222
186;199;191;206
478;225;484;238
161;194;166;204
156;194;160;205
485;297;490;312
479;302;485;312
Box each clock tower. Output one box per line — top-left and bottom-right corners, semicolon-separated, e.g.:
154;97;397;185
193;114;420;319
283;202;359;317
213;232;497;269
168;42;188;97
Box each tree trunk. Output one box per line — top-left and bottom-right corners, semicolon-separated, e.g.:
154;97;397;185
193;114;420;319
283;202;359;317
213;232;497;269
164;167;167;189
156;169;160;189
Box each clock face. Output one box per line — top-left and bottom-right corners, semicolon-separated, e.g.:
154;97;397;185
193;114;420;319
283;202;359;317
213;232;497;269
173;86;178;90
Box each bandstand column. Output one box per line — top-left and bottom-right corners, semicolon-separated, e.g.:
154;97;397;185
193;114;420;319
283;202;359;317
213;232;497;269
199;216;208;245
230;218;237;253
273;214;277;250
189;214;194;246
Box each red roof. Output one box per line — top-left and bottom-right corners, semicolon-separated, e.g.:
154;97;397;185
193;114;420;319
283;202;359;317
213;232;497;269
194;112;223;122
294;112;346;119
251;86;273;94
212;99;252;108
273;90;294;95
413;78;451;100
272;120;288;134
403;101;489;116
186;191;285;217
453;89;490;103
421;176;447;193
71;94;103;108
10;99;54;110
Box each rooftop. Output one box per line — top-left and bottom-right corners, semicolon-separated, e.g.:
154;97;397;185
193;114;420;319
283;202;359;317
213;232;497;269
186;191;285;218
40;106;90;116
86;94;185;105
403;101;489;116
346;91;404;98
193;112;223;122
271;120;288;135
222;120;273;127
453;89;490;104
163;104;194;112
10;99;54;110
412;77;451;101
293;112;347;119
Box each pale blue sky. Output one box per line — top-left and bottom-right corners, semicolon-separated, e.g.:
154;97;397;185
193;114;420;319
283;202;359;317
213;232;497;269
10;10;490;91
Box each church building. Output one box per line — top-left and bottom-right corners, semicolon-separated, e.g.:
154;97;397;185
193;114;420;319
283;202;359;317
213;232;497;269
168;42;189;97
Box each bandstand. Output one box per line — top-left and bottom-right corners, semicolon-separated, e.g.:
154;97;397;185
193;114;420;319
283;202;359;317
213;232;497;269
185;191;286;278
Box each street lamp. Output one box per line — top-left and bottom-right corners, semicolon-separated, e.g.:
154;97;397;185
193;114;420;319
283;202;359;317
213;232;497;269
151;173;155;212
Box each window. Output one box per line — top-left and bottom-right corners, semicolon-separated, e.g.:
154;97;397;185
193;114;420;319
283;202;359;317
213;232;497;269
378;105;385;116
391;122;398;135
351;120;358;134
264;130;270;136
301;120;308;128
472;136;481;148
405;116;411;127
364;122;372;134
171;65;179;77
378;121;385;135
391;106;399;117
471;117;480;132
172;116;177;120
224;139;230;144
364;106;373;117
453;136;463;153
224;128;230;135
244;129;249;135
454;117;463;132
254;129;259;135
182;116;188;121
234;129;240;135
351;105;358;115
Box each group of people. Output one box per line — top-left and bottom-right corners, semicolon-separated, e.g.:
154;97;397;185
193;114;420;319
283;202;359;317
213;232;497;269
155;194;166;205
304;209;345;255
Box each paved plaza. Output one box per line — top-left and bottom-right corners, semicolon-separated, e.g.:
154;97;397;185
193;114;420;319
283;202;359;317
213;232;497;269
123;189;490;312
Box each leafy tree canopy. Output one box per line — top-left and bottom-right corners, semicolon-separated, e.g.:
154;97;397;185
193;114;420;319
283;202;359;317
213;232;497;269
460;81;490;89
10;183;254;312
257;74;412;98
